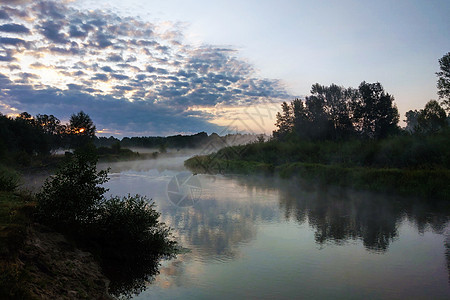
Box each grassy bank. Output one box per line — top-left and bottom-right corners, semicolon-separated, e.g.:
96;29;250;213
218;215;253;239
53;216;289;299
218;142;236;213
185;131;450;200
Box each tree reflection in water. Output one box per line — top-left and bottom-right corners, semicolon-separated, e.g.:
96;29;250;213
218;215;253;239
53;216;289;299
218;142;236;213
105;173;449;297
233;175;449;252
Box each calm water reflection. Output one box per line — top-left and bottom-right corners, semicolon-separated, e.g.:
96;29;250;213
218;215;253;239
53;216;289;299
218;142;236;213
101;159;450;299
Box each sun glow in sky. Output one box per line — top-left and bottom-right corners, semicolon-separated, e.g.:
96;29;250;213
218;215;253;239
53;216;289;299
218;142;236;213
0;0;449;136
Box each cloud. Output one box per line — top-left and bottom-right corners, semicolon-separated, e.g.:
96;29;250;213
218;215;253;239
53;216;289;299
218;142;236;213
0;49;16;61
0;0;291;136
0;10;10;20
0;23;30;34
0;37;30;47
91;73;108;81
38;20;69;44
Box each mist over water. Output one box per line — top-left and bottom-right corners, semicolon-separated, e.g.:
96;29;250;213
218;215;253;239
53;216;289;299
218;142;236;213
101;155;450;299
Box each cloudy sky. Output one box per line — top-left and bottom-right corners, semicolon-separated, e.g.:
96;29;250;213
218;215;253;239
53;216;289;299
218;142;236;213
0;0;449;136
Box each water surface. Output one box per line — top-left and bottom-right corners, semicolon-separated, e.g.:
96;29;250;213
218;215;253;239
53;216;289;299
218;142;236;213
101;158;450;299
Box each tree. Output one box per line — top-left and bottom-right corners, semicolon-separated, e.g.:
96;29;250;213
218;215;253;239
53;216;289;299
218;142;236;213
36;147;108;230
308;83;355;139
68;111;96;148
437;52;450;111
353;82;399;139
416;100;447;133
35;114;62;136
404;110;420;133
69;111;96;137
273;101;294;139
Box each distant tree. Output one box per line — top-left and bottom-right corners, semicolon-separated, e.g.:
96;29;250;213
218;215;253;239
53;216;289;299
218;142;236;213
437;52;450;111
308;83;355;139
17;111;34;123
35;114;64;150
68;111;96;148
273;101;294;139
416;100;447;133
353;82;399;139
304;93;330;139
35;114;62;135
69;111;96;137
404;110;420;133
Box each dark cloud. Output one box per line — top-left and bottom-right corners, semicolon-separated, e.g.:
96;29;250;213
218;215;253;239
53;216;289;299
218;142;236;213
92;31;113;48
69;25;88;38
0;23;30;34
0;0;291;136
38;21;69;44
107;54;123;62
111;73;129;80
0;49;16;61
91;73;108;81
0;37;30;48
35;0;65;20
101;66;114;73
0;86;222;136
0;10;10;20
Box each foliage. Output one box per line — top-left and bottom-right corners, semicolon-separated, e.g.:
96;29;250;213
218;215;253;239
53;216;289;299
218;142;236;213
437;52;450;111
0;165;20;192
68;111;96;149
273;81;399;141
36;147;108;231
185;129;450;200
35;148;177;297
354;81;399;139
416;100;447;133
404;109;420;133
85;194;177;298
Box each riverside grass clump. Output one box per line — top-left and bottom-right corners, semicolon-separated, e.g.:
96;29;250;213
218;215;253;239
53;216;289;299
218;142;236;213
185;130;450;200
36;147;177;297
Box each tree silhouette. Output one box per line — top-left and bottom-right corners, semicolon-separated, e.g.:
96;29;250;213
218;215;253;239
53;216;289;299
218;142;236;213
437;52;450;112
416;100;447;133
353;82;399;139
68;111;96;148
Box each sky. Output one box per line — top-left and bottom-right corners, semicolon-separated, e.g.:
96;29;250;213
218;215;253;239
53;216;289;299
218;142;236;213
0;0;449;137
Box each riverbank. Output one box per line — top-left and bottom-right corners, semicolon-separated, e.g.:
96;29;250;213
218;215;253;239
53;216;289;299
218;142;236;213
0;191;112;299
184;132;450;201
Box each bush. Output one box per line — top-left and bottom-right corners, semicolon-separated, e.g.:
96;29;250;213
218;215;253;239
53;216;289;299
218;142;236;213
0;165;20;192
86;194;177;297
36;150;108;231
35;149;177;297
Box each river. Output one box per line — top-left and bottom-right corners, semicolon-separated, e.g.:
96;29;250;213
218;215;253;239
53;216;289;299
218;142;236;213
99;156;450;299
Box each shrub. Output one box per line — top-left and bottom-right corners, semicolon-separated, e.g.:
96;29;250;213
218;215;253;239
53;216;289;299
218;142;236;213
0;166;20;192
36;150;108;231
86;194;177;297
35;149;177;297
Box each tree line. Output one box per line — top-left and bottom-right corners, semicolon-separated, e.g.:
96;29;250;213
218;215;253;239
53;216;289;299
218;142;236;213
0;111;95;163
273;52;450;141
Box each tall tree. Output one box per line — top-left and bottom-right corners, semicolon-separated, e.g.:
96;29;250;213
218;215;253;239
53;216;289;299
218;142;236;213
416;100;447;133
68;111;96;148
437;52;450;112
273;101;294;139
354;82;399;139
309;83;355;139
69;111;96;136
404;110;420;133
